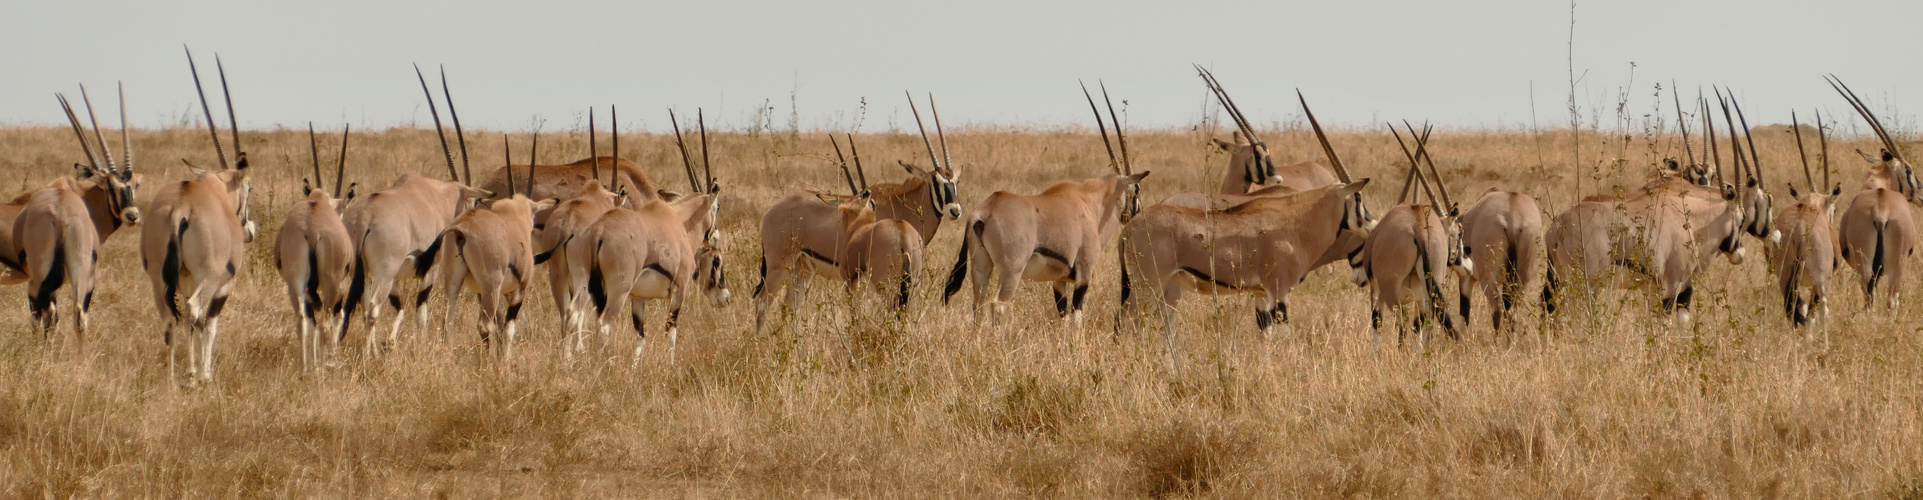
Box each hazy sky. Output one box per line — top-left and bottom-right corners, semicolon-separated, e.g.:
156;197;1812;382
5;0;1917;132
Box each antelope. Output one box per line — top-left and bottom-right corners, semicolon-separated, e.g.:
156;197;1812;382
942;83;1150;326
564;150;728;366
1541;182;1745;322
1119;180;1371;365
1827;76;1921;310
415;139;554;365
143;49;258;385
1354;122;1470;348
1773;110;1842;328
534;109;651;331
1455;187;1543;334
341;68;492;354
1194;66;1332;194
275;123;356;373
12;86;144;341
754;95;962;332
831;151;925;313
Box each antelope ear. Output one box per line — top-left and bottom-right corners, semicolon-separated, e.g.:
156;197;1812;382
1126;171;1150;184
1788;184;1800;199
1722;185;1738;201
1448;204;1460;218
898;160;926;176
1232;130;1249;145
460;186;493;199
344;183;359;202
1831;184;1843;198
302;178;314;196
1340;178;1373;197
1884;150;1896;162
533;199;558;212
72;163;95;179
658;190;682;202
1211;138;1236;151
1858;149;1880;163
1664;158;1680;170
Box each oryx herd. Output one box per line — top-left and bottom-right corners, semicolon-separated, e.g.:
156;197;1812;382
12;53;1918;384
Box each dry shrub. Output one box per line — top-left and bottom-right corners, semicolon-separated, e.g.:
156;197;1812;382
1000;439;1079;497
991;374;1085;436
1125;417;1258;497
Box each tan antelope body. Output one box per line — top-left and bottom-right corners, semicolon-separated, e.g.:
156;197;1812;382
1356;203;1468;346
1827;76;1921;310
1118;181;1370;363
1542;188;1743;321
145;49;257;385
16;87;144;338
1775;186;1842;326
537;180;625;331
416;194;551;363
1456;189;1543;332
836;195;925;309
943;172;1148;323
566;193;728;365
277;187;355;371
1211;133;1331;194
475;156;672;209
341;173;489;353
755;97;961;333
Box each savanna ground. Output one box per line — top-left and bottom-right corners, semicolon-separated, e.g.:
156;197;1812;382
0;115;1919;498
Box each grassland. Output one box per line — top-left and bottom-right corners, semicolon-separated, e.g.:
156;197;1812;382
0;122;1918;498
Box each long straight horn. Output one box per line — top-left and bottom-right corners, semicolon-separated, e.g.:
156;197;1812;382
1297;89;1352;182
184;47;228;170
668;108;700;192
1723;87;1753;185
1081;81;1120;174
698;108;713;193
587;107;599;185
1827;75;1904;162
79;84;117;171
1671;82;1695;168
413;63;459;181
1390;123;1421;204
1791;110;1814;191
905;91;942;174
309;122;324;191
831;134;858;196
1817;111;1831;188
1703;95;1723;185
848;133;868;191
1410;124;1444;213
441;66;471;184
56;94;101;171
215;55;243;162
1194;65;1259;145
930;93;953;171
1408;120;1452;209
336;124;350;198
1729;89;1763;187
118;82;133;173
609;105;619;187
527;128;539;194
1102;81;1132;175
502;133;513;197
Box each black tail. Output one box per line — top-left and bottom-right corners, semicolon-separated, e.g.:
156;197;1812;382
302;251;321;320
1868;221;1888;295
942;220;981;304
1118;243;1132;308
30;241;66;319
414;231;448;278
753;255;767;298
532;234;569;265
161;219;186;320
1541;266;1559;315
1501;243;1520;312
896;273;912;309
586;239;608;314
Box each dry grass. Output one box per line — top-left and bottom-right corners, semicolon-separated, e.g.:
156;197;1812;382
0;122;1919;497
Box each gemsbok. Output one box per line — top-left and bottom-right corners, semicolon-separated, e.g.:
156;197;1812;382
276;123;356;373
1772;109;1841;329
944;84;1149;326
16;85;144;340
144;49;258;385
565;149;728;366
1194;66;1335;194
1827;76;1921;310
754;95;961;333
1455;187;1543;334
1542;177;1746;322
830;150;925;313
475;107;677;208
340;67;492;354
415;138;553;365
1354;123;1470;348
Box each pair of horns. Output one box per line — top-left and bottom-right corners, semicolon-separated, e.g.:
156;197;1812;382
1788;110;1834;193
584;106;619;187
55;82;134;177
1826;75;1906;164
831;133;868;197
306;123;350;198
906;92;953;173
415;63;471;184
1671;82;1698;169
1080;80;1132;176
1719;88;1765;188
1298;90;1355;183
1195;65;1263;149
185;46;243;171
502;125;540;197
668;108;715;195
1390;121;1451;213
